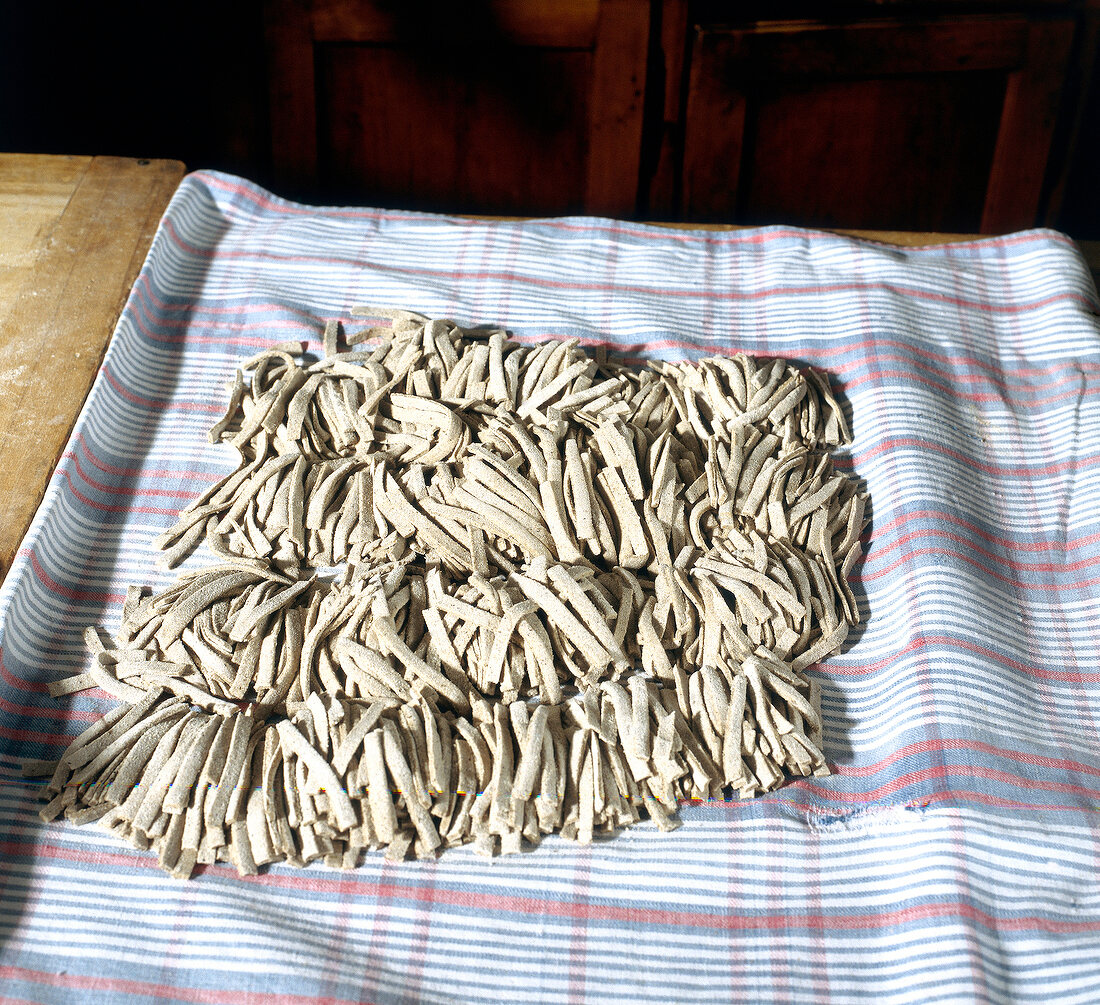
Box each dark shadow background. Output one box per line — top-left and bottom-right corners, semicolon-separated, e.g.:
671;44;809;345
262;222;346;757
0;0;1097;237
0;2;271;187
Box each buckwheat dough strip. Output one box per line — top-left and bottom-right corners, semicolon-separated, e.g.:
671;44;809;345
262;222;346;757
204;711;254;830
128;715;212;835
481;599;537;689
369;594;469;711
46;672;98;697
56;686;164;779
135;668;237;715
451;482;555;557
274;719;357;831
66;696;186;790
332;702;389;775
43;314;868;870
544;565;626;662
227;577;313;643
517;340;562;405
419;699;449;797
518;358;593;419
486;703;516;838
381;720;440;851
94;708;185;810
509;571;615;673
464;459;538;524
336;639;414;702
466;443;543;510
162;715;223;815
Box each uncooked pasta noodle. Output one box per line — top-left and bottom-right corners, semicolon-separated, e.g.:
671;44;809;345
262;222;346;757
34;309;868;877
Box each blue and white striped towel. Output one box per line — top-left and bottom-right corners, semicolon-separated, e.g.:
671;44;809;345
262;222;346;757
1;171;1098;1003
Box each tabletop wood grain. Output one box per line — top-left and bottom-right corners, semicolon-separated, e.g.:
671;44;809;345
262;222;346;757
0;154;186;582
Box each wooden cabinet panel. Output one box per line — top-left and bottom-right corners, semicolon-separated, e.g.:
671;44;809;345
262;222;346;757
681;15;1075;232
266;0;649;216
732;73;1007;231
264;3;1084;230
310;0;600;45
983;16;1079;231
316;46;590;212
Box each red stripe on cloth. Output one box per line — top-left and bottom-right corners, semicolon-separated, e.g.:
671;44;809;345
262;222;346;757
764;335;1100;381
868;509;1100;554
816;786;1093;814
100;365;224;415
0;722;93;744
835;368;1098;408
826;634;1100;682
845;435;1100;477
0;651;46;695
813;763;1100;803
0;965;371;1005
56;467;179;517
129;272;325;327
65;433;223;483
129;249;1100;384
157;217;1097;316
863;528;1100;573
771;786;1087;815
0;691;102;721
65;451;203;501
4;839;1098;934
197;171;1088;259
835;737;1100;780
859;544;1100;589
27;552;128;605
0;654;104;726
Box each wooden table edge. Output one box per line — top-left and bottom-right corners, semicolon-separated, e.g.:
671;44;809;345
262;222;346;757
0;155;186;587
2;174;1094;591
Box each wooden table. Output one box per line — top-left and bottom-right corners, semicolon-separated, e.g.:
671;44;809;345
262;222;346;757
0;154;186;582
0;152;1096;587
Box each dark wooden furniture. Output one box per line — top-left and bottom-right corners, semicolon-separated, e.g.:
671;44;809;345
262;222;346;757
676;13;1075;232
267;0;650;216
264;0;1091;232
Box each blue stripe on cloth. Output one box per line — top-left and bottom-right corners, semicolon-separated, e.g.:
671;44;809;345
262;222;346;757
0;170;1098;1002
1;763;1098;1004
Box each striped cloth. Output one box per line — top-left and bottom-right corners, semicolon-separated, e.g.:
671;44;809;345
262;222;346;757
1;170;1098;1003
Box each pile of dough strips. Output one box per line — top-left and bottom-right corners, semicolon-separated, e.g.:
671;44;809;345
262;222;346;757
35;310;867;878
